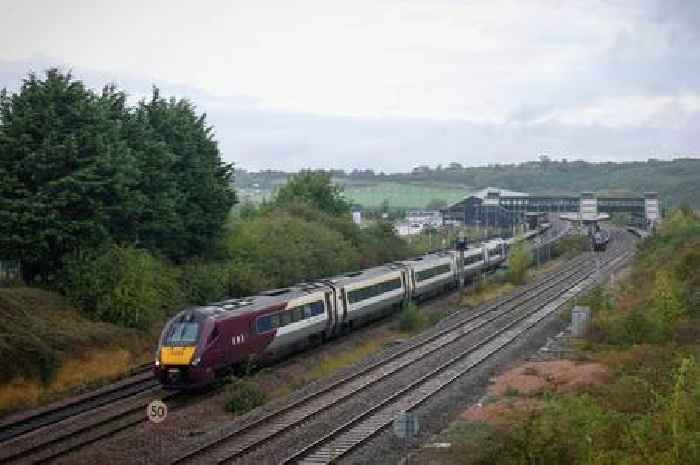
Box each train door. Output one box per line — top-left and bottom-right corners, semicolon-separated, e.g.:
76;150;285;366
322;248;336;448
204;323;226;369
324;289;337;337
339;288;348;323
400;269;411;303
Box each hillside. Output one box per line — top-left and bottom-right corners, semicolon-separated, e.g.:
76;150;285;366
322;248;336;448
237;158;700;209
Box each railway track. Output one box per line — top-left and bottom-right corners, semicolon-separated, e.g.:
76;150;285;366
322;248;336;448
0;364;156;443
169;232;633;465
0;373;178;464
286;247;632;465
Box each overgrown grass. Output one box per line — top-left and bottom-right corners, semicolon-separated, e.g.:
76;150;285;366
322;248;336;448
224;379;268;415
398;303;429;333
0;287;152;413
461;281;516;308
300;337;389;384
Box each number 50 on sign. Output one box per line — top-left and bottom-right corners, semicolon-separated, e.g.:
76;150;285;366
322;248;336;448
147;400;168;423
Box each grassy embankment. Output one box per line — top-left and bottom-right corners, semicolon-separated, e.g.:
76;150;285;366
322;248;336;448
431;210;700;465
0;287;155;415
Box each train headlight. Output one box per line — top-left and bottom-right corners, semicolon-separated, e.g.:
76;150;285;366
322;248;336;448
155;358;160;367
191;356;201;367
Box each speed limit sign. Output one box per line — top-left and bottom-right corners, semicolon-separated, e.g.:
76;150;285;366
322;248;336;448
146;400;168;423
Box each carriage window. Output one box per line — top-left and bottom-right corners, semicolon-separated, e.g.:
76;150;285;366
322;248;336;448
292;307;304;322
269;313;280;329
256;316;273;333
303;304;313;318
416;264;451;282
311;301;325;315
348;278;401;304
280;311;292;326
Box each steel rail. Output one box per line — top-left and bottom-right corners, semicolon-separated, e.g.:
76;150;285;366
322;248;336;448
283;247;632;464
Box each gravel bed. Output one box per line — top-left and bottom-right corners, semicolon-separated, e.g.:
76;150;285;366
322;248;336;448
224;272;587;465
340;304;569;465
341;243;634;465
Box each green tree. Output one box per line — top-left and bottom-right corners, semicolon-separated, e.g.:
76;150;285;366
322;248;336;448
0;69;139;280
222;211;358;289
137;88;237;260
273;170;350;216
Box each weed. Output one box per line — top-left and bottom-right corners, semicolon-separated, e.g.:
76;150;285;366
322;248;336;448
398;303;428;333
224;380;268;415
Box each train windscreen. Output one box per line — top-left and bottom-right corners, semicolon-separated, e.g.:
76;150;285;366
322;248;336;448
165;322;199;346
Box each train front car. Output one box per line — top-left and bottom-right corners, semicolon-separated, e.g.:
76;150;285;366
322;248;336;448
592;229;610;251
154;309;214;389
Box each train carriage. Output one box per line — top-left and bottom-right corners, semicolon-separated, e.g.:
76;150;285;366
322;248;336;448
400;252;456;300
328;264;408;328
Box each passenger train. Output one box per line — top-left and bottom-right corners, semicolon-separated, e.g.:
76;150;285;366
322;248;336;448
154;225;551;388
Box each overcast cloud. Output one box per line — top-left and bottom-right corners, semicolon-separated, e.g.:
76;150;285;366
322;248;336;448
1;0;699;171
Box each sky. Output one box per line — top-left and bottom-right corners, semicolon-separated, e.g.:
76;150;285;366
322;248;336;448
1;0;699;172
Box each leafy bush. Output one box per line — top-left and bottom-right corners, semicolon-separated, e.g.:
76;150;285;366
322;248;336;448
180;259;230;305
398;303;428;333
551;235;589;258
224;380;267;415
62;245;182;328
506;240;532;285
222;208;360;291
447;356;700;465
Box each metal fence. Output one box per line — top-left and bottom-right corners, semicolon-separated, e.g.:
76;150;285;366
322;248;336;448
0;260;21;283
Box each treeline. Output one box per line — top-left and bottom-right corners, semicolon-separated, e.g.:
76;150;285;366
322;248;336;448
238;157;700;207
63;171;415;328
0;69;236;280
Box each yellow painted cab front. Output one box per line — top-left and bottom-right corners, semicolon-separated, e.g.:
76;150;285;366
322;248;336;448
160;346;196;365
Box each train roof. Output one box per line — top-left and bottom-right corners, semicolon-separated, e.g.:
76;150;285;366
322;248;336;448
484;238;505;248
187;281;333;320
326;262;405;286
399;250;453;266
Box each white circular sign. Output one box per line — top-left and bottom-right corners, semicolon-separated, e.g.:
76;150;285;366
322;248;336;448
146;400;168;424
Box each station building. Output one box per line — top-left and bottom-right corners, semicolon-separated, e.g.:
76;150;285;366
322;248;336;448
442;187;660;230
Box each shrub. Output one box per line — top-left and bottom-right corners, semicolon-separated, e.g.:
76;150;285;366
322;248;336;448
224;380;267;415
180;259;230;305
552;235;589;258
62;245;182;328
221;210;359;288
399;303;428;333
506;240;532;285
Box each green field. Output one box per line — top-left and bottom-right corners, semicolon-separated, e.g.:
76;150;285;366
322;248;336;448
343;182;467;209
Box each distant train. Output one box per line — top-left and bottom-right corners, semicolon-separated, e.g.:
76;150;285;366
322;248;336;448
592;228;610;252
154;225;550;389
